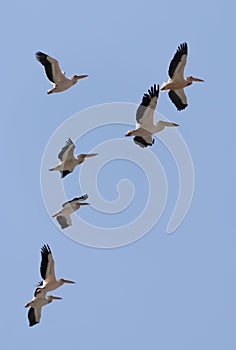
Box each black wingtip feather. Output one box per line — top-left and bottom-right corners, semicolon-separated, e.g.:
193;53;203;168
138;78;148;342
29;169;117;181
177;42;188;55
28;308;39;327
69;194;88;203
40;245;52;280
140;84;159;107
57;216;69;229
35;51;48;62
168;42;188;78
60;170;72;178
35;51;54;83
168;90;188;111
133;136;153;148
41;244;51;255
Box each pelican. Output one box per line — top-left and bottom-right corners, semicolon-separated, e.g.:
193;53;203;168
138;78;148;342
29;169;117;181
52;195;89;229
35;51;88;94
125;84;179;148
25;288;62;327
49;138;98;178
161;42;204;110
36;244;75;293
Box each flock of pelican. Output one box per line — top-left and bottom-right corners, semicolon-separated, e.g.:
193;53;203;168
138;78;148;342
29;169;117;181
26;42;204;326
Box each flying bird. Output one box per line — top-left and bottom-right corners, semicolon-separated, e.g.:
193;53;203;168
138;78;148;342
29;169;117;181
35;51;88;94
161;42;204;110
49;138;98;178
52;195;89;229
125;84;179;148
25;288;62;327
36;244;75;294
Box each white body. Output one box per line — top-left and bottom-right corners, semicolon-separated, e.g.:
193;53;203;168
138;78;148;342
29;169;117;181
38;245;75;294
49;138;97;178
52;195;89;229
35;52;88;94
125;84;178;147
161;42;204;110
25;291;62;326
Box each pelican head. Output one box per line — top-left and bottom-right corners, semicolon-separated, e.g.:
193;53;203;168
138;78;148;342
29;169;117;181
125;130;135;137
59;278;76;285
72;74;88;84
186;76;204;85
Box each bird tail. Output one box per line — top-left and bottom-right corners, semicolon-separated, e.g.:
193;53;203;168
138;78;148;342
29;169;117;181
47;88;55;95
52;210;61;218
49;165;61;171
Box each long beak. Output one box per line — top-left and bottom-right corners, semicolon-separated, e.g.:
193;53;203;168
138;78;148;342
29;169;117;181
79;202;90;206
160;121;179;127
25;302;30;308
51;296;63;300
77;75;88;80
62;279;76;284
191;77;204;82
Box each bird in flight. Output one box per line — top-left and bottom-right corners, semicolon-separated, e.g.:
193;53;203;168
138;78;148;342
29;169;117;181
161;42;204;110
52;195;90;229
25;287;62;327
49;138;98;178
125;84;179;148
35;51;88;94
36;244;75;293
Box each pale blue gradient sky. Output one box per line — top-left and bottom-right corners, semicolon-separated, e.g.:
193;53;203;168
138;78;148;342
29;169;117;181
1;0;235;349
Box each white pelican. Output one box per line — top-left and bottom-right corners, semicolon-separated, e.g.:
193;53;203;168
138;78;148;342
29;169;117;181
125;84;179;148
37;244;75;293
52;195;89;229
49;138;98;178
25;288;62;327
161;42;204;110
35;52;88;94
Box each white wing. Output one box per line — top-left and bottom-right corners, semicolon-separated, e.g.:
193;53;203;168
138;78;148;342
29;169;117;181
58;138;75;162
136;84;159;129
168;43;188;82
28;306;42;326
35;52;65;84
168;89;188;111
40;245;56;283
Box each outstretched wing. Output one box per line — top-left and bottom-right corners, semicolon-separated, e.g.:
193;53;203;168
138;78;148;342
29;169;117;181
56;214;72;229
168;42;187;81
136;84;159;128
28;307;41;327
168;89;188;110
133;136;154;148
40;244;56;283
58;138;75;162
35;52;65;84
62;194;88;208
60;170;73;178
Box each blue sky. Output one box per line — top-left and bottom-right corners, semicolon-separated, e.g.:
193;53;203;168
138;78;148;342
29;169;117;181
1;0;235;348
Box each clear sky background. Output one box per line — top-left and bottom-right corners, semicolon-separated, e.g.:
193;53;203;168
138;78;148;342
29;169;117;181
1;0;235;348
